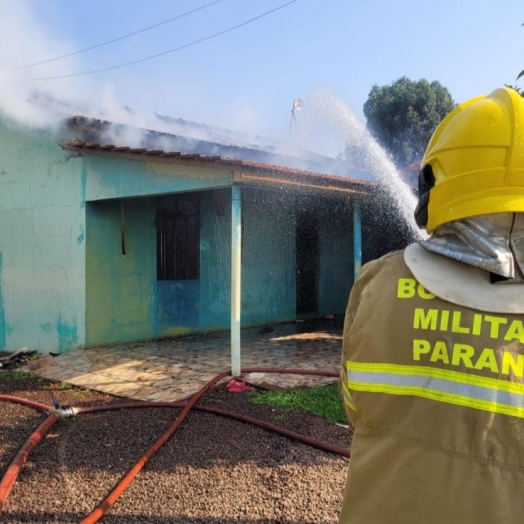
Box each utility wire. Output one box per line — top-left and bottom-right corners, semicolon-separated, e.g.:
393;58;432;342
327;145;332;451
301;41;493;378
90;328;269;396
31;0;299;81
16;0;224;70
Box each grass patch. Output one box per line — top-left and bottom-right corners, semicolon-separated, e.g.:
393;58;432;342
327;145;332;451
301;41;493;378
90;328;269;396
0;370;37;381
250;382;347;424
70;388;92;398
48;382;92;397
52;381;72;390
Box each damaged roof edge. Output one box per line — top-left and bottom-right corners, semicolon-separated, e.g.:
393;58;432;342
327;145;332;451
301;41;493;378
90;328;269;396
60;140;375;194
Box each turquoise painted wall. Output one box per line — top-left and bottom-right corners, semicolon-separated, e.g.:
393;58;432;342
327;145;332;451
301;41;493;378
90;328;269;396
241;188;296;326
158;188;297;336
318;199;354;317
0;120;357;353
83;153;235;345
157;190;231;336
85;155;233;200
85;187;299;346
0;120;86;353
85;198;157;346
0;254;6;348
199;190;232;326
157;188;297;336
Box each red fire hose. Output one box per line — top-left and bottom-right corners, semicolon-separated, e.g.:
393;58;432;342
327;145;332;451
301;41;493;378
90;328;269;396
0;394;49;413
79;367;342;524
0;413;60;514
0;367;348;523
77;401;350;456
79;369;233;524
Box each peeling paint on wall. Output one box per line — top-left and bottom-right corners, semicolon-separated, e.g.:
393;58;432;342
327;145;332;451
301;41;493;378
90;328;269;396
0;122;87;353
157;280;200;334
161;326;192;338
57;313;78;354
76;227;85;244
39;322;53;333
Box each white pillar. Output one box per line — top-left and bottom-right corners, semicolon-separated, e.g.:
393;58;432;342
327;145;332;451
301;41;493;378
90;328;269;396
231;185;242;376
353;199;362;282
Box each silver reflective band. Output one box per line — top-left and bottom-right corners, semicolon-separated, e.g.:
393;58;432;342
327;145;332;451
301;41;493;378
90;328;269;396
346;363;524;419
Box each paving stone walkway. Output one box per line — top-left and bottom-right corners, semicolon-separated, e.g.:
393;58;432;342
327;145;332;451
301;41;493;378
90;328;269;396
33;321;342;402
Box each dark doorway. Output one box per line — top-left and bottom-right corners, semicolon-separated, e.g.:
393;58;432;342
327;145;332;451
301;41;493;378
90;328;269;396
296;208;319;319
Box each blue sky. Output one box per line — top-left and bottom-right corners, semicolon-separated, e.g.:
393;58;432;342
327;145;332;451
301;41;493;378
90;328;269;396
2;0;523;140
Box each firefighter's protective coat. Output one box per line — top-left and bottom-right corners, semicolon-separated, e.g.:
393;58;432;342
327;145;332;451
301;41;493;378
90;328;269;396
339;248;524;523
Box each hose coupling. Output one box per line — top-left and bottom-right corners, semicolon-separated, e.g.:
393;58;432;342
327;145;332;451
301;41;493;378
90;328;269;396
48;406;79;419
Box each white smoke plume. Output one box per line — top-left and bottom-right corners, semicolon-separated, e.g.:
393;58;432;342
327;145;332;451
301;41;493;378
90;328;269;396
0;1;91;130
0;1;268;147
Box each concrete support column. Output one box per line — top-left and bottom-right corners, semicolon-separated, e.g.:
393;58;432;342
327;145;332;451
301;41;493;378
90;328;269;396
353;199;362;282
231;185;242;376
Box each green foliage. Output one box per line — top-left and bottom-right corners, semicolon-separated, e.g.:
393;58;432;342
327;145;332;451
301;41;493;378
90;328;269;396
514;23;524;88
49;381;91;397
54;381;72;390
70;388;92;398
505;84;524;97
1;370;37;381
362;76;455;167
250;382;346;424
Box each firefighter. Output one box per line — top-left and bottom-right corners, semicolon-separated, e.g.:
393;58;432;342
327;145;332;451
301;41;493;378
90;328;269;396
338;87;524;524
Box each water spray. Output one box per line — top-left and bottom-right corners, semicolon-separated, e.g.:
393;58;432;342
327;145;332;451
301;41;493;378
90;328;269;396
285;90;426;240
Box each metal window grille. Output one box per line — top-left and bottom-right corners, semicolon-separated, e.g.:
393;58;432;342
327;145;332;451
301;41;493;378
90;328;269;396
157;194;200;280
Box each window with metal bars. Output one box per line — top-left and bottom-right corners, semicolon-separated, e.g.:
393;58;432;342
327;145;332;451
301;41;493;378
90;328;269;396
157;194;200;280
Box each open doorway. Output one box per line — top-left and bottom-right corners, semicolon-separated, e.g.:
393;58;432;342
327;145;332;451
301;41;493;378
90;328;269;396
296;208;319;319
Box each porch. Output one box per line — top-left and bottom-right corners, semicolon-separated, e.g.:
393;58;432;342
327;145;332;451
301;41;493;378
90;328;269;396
33;320;343;401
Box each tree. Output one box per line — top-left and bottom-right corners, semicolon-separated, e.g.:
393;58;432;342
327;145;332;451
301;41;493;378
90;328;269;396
505;84;524;97
513;22;524;93
517;22;524;83
362;77;455;167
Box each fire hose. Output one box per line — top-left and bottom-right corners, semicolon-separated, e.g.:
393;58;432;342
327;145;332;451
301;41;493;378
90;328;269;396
0;367;349;522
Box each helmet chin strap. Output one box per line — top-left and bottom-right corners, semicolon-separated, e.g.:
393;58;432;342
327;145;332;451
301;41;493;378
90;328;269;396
414;164;435;229
419;213;524;284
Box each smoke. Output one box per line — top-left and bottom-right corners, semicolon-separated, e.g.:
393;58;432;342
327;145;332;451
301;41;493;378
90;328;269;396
0;4;333;159
0;2;420;240
0;1;88;129
0;1;275;149
0;2;151;137
0;4;197;141
0;3;422;243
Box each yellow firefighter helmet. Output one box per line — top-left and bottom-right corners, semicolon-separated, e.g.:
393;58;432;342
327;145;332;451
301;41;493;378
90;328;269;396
414;87;524;233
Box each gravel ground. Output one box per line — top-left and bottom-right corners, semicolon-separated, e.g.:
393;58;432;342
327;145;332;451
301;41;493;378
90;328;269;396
0;372;352;524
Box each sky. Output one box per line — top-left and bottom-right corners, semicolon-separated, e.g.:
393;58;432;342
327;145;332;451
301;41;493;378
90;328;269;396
0;0;522;143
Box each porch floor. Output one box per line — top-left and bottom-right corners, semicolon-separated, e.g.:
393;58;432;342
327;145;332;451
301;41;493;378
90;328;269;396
33;321;343;402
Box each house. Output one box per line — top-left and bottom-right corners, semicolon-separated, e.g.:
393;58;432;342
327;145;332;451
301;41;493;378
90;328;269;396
0;113;397;369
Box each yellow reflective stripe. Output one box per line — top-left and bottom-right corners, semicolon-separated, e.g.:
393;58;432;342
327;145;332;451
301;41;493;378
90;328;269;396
346;380;524;419
346;361;524;396
341;379;355;411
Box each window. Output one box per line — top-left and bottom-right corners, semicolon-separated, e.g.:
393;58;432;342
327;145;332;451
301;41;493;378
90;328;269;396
157;194;200;280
